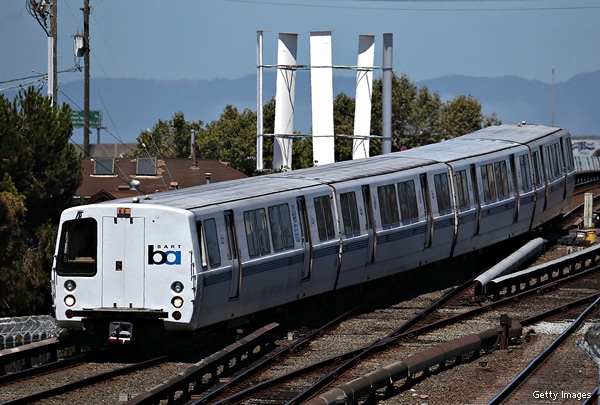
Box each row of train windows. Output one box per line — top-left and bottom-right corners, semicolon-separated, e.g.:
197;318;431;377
197;146;567;267
197;203;297;267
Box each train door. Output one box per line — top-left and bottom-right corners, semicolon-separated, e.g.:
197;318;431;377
361;185;376;264
224;210;241;299
419;174;433;248
102;216;145;308
296;196;312;281
509;154;520;223
470;164;482;236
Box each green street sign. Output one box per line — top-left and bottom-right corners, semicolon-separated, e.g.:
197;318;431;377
72;110;102;128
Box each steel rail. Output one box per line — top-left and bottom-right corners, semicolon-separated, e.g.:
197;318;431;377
488;296;600;405
3;355;169;405
212;266;600;404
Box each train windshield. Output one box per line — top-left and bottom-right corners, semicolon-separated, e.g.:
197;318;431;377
56;217;98;276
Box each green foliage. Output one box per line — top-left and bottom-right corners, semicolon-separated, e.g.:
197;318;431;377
196;105;258;176
140;73;500;174
369;73;500;151
134;112;203;158
0;87;82;316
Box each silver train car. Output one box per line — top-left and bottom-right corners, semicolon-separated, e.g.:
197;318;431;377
51;124;575;343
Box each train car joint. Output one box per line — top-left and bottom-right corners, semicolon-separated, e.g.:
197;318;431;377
108;321;133;344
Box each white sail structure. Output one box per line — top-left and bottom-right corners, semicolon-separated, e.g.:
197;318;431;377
353;35;375;160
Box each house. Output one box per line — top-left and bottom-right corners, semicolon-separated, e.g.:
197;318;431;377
74;154;247;204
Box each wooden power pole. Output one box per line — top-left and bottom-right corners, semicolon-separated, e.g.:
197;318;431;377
83;0;90;156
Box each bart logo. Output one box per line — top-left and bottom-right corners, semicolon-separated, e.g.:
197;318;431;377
148;245;181;265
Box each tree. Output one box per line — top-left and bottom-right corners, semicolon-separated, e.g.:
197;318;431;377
369;73;499;151
438;94;484;140
196;105;258;176
0;87;82;316
134;112;203;158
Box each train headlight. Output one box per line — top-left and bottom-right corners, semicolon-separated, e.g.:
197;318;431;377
171;296;184;308
171;281;184;293
64;295;76;307
64;280;77;292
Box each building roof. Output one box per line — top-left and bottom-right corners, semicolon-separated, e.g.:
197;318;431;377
76;156;247;203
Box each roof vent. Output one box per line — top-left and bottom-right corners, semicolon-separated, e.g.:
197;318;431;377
129;179;141;190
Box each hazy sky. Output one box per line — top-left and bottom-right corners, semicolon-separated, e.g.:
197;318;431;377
2;0;599;92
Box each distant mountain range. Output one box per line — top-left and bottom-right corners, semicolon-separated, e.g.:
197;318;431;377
7;70;600;144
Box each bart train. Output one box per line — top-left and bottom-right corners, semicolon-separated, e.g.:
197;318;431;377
51;124;575;343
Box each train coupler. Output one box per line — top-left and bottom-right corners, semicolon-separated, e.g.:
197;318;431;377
108;321;133;344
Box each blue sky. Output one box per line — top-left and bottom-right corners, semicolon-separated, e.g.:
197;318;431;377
1;1;599;144
2;0;598;87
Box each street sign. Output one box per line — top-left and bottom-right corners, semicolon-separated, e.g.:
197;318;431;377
71;110;102;128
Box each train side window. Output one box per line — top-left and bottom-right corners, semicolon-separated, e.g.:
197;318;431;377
56;217;97;276
197;219;221;268
494;161;510;198
532;150;544;187
433;173;452;214
377;184;400;228
564;137;575;171
480;164;497;202
314;195;336;241
397;180;419;224
268;204;294;251
455;170;471;210
545;143;562;180
340;192;360;237
243;209;271;257
518;155;533;191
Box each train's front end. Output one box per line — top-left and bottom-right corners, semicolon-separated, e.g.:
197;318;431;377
51;202;198;344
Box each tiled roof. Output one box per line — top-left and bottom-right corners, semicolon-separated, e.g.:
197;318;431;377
76;156;247;202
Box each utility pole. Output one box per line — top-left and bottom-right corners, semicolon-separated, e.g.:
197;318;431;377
50;1;57;103
83;0;90;156
27;1;57;104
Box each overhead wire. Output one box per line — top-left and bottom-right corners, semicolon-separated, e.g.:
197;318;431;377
228;0;600;11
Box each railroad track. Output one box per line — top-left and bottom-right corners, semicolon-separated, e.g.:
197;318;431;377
196;254;600;404
488;296;600;404
0;354;170;404
3;243;597;404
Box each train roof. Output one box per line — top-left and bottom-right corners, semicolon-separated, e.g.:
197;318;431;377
112;154;439;209
105;124;567;211
459;124;566;144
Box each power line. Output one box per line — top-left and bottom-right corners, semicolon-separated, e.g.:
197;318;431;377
228;0;600;11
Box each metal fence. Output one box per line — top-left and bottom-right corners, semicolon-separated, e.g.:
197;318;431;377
0;315;63;350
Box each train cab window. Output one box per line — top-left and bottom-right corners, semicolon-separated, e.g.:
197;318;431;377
545;143;563;180
518;155;533;191
314;195;336;241
397;180;419;224
340;192;360;237
455;170;471;210
494;161;510;198
377;184;400;228
197;219;221;268
433;173;452;214
480;164;498;202
243;209;271;257
56;217;97;276
268;204;294;251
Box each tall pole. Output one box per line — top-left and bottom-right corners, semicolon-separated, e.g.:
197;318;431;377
256;30;264;171
551;66;555;127
382;33;393;154
52;1;57;103
83;0;90;156
47;1;57;104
